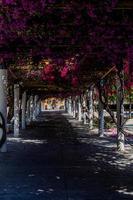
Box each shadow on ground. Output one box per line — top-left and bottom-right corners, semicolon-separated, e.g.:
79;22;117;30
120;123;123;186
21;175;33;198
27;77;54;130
0;111;133;200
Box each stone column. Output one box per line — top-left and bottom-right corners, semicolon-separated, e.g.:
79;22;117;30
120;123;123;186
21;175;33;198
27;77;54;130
68;97;72;115
83;95;87;124
68;99;70;114
0;66;7;152
73;99;76;118
65;99;68;112
33;95;38;120
36;99;39;116
21;91;27;129
14;84;20;137
36;96;39;117
78;96;82;121
29;95;34;122
98;99;104;137
83;111;87;124
88;86;93;129
26;97;30;125
38;99;41;115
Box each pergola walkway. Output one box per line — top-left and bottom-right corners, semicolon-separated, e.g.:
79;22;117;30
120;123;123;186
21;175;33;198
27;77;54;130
0;111;133;200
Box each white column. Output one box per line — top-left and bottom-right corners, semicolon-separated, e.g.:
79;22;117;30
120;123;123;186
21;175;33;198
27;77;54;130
73;99;76;118
88;86;93;129
35;96;39;117
82;95;88;124
98;99;104;137
29;95;34;122
70;98;73;115
21;91;26;129
36;100;40;116
0;68;7;152
83;110;87;124
68;98;72;115
78;96;82;121
33;95;38;120
65;99;68;112
38;99;41;115
14;84;20;137
82;95;86;124
26;98;30;125
68;99;71;114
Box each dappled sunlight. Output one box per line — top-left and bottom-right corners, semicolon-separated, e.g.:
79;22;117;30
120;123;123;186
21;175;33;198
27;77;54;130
79;137;133;171
79;137;117;148
8;137;48;144
1;111;133;200
117;188;133;196
36;189;45;194
65;113;133;185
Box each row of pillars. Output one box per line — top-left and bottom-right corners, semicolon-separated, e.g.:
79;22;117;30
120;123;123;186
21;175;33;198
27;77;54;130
14;86;41;137
65;79;125;152
65;87;105;137
0;67;125;152
0;68;41;152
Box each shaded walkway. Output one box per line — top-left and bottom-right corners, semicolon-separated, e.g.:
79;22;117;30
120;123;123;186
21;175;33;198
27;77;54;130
0;111;133;200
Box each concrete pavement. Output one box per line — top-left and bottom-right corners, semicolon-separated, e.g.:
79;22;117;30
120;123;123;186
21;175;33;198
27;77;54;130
0;111;133;200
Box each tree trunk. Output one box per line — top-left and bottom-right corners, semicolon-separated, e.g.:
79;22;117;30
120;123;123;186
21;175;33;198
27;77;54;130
116;69;125;152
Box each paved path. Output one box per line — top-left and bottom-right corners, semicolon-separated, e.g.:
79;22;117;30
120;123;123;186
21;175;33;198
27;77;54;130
0;111;133;200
